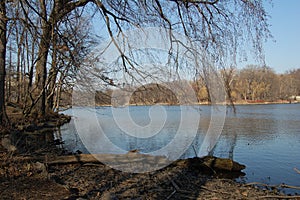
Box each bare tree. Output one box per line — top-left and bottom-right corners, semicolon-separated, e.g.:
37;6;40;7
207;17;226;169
221;66;236;107
1;0;271;120
90;0;272;110
278;69;300;100
20;0;92;117
234;65;279;101
47;10;96;110
0;0;9;125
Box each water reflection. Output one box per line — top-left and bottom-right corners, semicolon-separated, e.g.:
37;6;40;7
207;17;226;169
58;104;300;193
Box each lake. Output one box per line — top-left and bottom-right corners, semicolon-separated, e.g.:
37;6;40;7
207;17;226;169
57;104;300;194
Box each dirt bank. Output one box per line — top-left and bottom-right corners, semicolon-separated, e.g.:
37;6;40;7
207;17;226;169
1;148;299;200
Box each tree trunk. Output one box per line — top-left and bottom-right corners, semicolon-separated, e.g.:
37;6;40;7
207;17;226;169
47;61;58;111
30;0;52;117
32;22;52;117
16;28;25;103
47;32;58;112
0;0;9;125
30;0;91;117
54;81;62;110
7;42;11;102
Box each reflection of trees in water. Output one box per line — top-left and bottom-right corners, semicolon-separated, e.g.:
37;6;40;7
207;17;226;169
55;119;88;154
227;117;277;139
59;105;299;158
228;133;237;160
208;131;237;159
209;116;279;159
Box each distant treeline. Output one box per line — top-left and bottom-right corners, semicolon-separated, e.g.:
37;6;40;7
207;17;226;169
65;65;300;106
223;65;300;102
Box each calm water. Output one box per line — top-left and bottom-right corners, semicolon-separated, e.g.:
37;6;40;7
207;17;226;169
57;104;300;193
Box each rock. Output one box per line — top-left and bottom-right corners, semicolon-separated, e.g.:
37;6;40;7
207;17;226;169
202;156;246;172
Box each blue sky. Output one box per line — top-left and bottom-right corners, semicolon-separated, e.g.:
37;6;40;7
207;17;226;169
262;0;300;73
92;1;300;74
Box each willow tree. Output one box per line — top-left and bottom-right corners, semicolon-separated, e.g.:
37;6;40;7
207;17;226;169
91;0;271;105
19;0;270;116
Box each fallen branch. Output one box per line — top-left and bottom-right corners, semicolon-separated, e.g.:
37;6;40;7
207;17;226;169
1;153;170;166
47;153;170;166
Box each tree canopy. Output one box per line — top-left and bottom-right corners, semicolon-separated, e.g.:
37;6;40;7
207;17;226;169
0;0;272;124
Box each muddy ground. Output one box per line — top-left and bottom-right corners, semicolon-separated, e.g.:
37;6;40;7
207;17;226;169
1;145;299;200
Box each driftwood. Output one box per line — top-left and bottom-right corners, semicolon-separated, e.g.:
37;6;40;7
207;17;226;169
46;153;169;166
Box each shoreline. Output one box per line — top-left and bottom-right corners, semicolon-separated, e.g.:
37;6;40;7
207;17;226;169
71;100;298;108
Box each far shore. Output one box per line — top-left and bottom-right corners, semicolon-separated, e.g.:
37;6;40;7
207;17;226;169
67;100;299;108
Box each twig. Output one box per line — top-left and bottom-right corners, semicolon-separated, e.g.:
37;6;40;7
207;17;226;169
279;184;300;190
170;179;180;191
165;190;176;200
165;176;180;199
